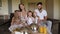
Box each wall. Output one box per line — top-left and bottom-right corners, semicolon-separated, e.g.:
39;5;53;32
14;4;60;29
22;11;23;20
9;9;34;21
59;0;60;18
12;0;20;13
0;0;8;15
53;0;60;19
46;0;53;18
0;0;20;15
47;0;60;19
0;0;60;19
0;0;47;15
21;0;46;11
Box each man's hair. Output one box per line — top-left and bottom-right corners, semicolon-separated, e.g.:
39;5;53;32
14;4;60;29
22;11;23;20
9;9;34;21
37;2;42;5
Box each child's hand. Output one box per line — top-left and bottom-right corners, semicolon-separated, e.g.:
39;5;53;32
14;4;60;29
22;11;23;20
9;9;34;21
37;18;40;25
38;17;40;23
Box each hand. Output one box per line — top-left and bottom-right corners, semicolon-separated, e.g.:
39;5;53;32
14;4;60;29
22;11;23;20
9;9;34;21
38;18;40;23
41;19;46;23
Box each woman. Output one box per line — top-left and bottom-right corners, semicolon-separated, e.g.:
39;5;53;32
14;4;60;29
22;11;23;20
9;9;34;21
19;3;27;18
18;3;28;26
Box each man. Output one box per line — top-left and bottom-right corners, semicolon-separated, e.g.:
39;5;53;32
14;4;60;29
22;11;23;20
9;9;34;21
35;2;52;34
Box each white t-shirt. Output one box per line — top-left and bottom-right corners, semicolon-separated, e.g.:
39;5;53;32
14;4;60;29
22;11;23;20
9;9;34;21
35;9;47;20
26;17;34;25
34;17;38;24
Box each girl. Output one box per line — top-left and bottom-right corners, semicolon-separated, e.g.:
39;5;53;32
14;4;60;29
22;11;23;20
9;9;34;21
26;11;34;25
33;12;45;26
33;12;41;25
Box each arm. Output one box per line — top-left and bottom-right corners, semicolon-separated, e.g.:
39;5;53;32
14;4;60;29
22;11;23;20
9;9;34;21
43;10;47;21
44;16;47;21
37;16;41;25
11;17;14;25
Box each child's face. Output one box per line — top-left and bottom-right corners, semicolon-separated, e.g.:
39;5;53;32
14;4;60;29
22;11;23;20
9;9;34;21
14;12;19;18
33;12;37;17
17;12;21;17
28;12;32;17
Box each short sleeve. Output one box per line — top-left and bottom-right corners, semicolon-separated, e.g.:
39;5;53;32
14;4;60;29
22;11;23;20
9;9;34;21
44;10;47;16
34;9;39;16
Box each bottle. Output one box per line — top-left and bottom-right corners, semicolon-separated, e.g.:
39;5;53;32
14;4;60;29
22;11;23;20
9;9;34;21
43;25;47;34
39;26;44;34
38;21;47;34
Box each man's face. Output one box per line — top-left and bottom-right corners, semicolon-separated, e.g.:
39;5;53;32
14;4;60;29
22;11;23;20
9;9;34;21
37;4;42;10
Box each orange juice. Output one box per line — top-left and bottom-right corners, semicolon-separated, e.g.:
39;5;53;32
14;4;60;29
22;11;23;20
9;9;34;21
43;27;47;34
39;26;44;33
39;26;47;34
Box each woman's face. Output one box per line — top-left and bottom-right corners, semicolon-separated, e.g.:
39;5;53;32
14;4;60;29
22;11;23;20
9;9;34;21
28;12;32;17
20;4;25;10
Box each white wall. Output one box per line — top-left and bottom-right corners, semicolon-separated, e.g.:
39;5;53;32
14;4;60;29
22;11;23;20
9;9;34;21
59;0;60;19
53;0;60;19
0;0;20;15
0;0;8;15
12;0;20;13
